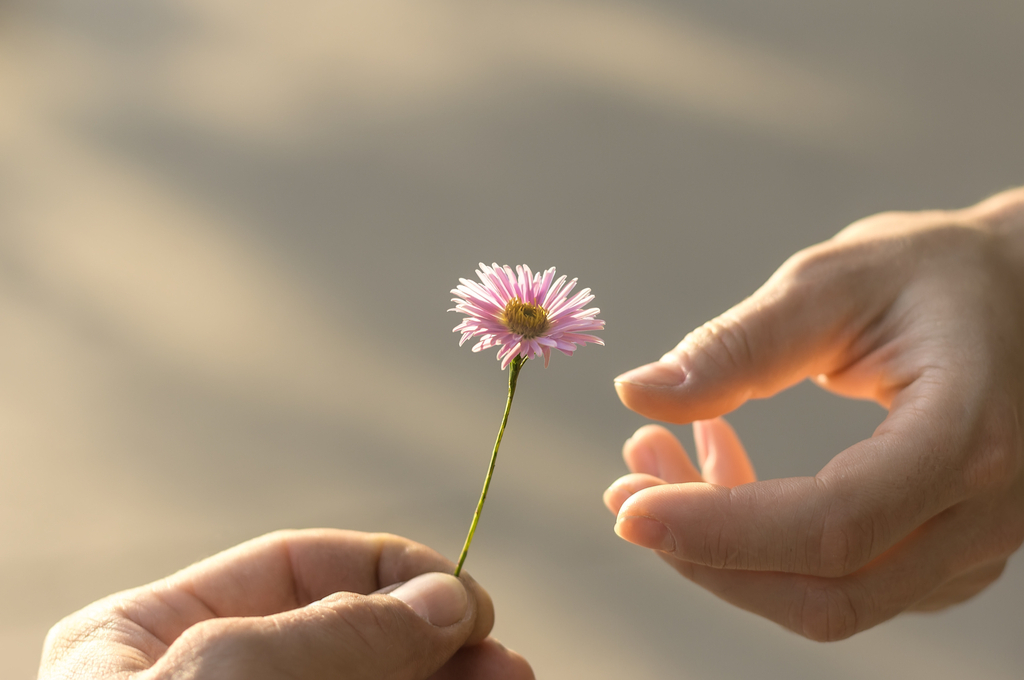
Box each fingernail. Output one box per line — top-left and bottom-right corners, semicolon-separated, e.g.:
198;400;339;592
603;484;632;513
614;359;686;387
615;516;676;552
629;442;660;478
389;573;468;627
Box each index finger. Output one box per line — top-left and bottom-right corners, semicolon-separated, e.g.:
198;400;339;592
172;530;460;614
615;376;990;576
124;529;493;647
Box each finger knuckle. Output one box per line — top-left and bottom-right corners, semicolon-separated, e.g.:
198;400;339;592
166;619;261;680
795;581;861;642
700;518;741;569
816;502;877;577
181;618;252;653
323;596;407;656
261;528;296;542
39;609;118;670
688;314;756;376
981;559;1009;587
964;407;1024;495
995;503;1024;556
696;489;755;570
776;239;897;309
834;210;918;239
779;243;836;279
774;241;861;295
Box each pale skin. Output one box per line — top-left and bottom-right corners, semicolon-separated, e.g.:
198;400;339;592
606;187;1024;641
38;529;534;679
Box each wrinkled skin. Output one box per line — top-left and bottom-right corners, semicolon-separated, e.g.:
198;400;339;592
607;187;1024;641
39;529;534;679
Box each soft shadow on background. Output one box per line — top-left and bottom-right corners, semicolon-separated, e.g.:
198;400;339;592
1;1;1022;677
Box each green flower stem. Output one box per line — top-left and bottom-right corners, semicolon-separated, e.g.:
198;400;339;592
453;355;525;577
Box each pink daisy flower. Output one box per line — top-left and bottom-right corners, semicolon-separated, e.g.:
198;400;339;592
450;263;605;369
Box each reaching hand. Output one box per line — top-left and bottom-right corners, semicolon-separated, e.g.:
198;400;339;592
606;188;1024;641
39;529;534;679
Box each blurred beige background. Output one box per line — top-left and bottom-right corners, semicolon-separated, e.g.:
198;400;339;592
2;1;1022;678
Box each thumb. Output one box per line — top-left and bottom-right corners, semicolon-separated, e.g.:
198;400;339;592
614;245;871;423
154;572;487;680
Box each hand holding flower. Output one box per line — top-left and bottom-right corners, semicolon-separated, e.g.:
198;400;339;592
39;530;533;679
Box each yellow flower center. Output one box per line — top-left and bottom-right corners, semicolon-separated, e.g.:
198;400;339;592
501;298;550;339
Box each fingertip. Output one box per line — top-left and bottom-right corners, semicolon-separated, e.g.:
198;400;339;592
430;637;536;680
495;644;536;680
613;379;648;415
613;484;685;552
603;473;667;514
614;514;676;553
624;424;702;484
614;358;696;423
615;358;687;388
696;417;757;487
615;480;720;535
602;485;623;514
389;573;468;628
453;571;494;645
615;380;731;425
476;639;536;680
622;426;664;476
